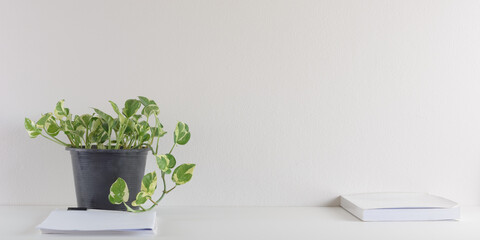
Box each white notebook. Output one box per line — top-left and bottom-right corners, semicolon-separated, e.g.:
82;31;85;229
340;192;460;221
37;209;157;234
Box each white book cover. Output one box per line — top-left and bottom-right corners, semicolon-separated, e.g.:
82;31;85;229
37;209;157;234
340;192;460;222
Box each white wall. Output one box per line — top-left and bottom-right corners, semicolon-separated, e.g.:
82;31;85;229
1;0;480;206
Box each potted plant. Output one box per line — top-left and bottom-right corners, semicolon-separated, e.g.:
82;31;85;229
24;96;196;212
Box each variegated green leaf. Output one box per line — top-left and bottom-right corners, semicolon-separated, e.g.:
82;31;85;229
155;155;168;172
166;154;176;169
60;120;75;132
142;104;160;117
151;121;167;137
101;121;109;133
136;121;150;135
132;114;142;123
131;192;148;206
151;127;167;137
172;164;195;185
155;154;176;172
73;115;82;129
112;118;120;132
25;118;41;138
90;118;102;132
35;113;53;128
174;122;191;145
79;114;92;128
124;119;135;135
54;100;70;119
108;178;129;204
99;132;108;143
141;133;151;143
72;134;82;146
93;108;114;126
88;132;105;144
138;96;155;106
109;101;121;115
140;171;157;196
109;101;126;124
75;124;86;132
139;96;159;117
74;127;85;139
122;99;141;118
44;119;60;136
88;131;98;143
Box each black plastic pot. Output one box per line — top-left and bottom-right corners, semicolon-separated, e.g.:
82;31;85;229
67;147;149;211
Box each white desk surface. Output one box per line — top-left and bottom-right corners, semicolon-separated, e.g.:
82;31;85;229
1;206;480;240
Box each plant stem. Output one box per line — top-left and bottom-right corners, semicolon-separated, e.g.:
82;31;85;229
144;172;168;211
168;143;176;155
155;135;160;154
127;137;134;149
65;133;74;145
50;135;70;146
107;129;112;149
40;133;69;146
85;127;89;149
153;117;159;154
164;185;176;194
115;131;120;149
148;198;157;206
148;145;155;154
78;136;85;148
123;202;140;213
145;192;166;211
162;172;166;191
149;133;155;146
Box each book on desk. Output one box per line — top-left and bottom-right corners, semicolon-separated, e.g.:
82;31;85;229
340;192;460;222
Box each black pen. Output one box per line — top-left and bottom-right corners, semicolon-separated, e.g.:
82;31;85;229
67;207;87;211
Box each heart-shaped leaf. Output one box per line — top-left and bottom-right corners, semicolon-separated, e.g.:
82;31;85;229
142;104;160;117
35;113;53;128
131;192;149;206
54;100;70;119
136;121;150;136
73;115;82;129
78;114;92;128
151;121;167;137
172;164;195;185
140;171;157;196
109;101;126;124
93;108;114;125
174;122;191;145
141;133;151;143
166;154;176;169
122;99;141;118
44;119;60;136
124;119;136;135
25;118;41;138
155;154;176;172
132;114;142;123
108;178;129;204
138;96;157;106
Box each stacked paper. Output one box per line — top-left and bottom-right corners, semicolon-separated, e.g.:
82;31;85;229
37;209;157;234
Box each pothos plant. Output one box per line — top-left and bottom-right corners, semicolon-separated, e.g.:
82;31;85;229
24;96;195;212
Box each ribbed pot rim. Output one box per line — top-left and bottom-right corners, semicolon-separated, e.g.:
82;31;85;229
65;146;150;153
